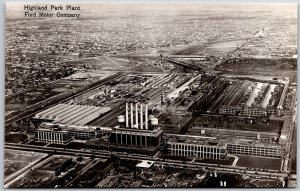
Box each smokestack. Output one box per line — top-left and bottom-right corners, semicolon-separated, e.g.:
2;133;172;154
126;102;129;128
135;103;138;128
140;104;143;129
130;103;134;128
145;104;148;130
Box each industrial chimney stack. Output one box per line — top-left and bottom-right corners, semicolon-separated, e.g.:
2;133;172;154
123;102;150;130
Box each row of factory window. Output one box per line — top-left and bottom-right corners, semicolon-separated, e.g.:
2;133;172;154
37;139;66;144
36;131;72;144
220;106;292;117
227;148;281;155
113;133;161;147
226;145;283;158
170;143;225;153
71;131;94;139
194;118;281;126
219;107;266;116
226;144;282;152
36;130;96;143
170;149;225;159
228;150;282;158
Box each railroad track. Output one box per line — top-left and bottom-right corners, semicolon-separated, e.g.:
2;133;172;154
88;74;178;127
207;80;243;112
164;58;201;70
228;80;251;106
181;79;230;134
189;77;225;112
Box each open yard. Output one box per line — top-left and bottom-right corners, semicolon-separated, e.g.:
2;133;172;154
9;155;80;188
236;155;282;170
37;155;73;171
195;156;235;166
27;141;47;146
4;149;46;178
5;133;28;143
67;142;85;150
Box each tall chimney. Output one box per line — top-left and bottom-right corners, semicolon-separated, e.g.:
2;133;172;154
145;104;148;130
130;103;134;128
140;104;143;129
135;103;138;128
125;102;129;128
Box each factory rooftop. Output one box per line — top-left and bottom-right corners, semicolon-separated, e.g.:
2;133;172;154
37;122;69;133
34;104;111;126
167;134;227;147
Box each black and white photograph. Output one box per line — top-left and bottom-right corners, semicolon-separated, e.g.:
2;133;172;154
4;2;297;188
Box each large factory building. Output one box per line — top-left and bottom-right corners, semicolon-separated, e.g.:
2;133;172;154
166;134;228;159
168;141;228;159
110;102;162;147
32;104;111;126
86;102;163;155
35;123;72;144
226;142;283;158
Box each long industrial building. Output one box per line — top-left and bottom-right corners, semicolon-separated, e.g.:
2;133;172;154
33;104;111;126
165;134;284;159
226;142;283;158
167;134;228;159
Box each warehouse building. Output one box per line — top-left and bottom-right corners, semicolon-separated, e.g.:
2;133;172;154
33;104;111;126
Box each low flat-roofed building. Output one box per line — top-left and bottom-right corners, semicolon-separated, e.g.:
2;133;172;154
136;160;155;169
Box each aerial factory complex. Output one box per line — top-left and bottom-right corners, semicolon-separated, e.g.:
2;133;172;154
5;3;297;188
